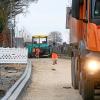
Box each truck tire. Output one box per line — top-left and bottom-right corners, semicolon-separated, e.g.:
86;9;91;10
71;57;78;89
82;79;94;100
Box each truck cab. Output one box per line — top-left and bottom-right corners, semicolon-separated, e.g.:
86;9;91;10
66;0;100;100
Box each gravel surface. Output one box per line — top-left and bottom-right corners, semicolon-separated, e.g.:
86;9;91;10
0;64;26;98
19;58;82;100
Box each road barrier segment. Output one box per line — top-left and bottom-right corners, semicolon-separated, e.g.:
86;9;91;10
1;60;32;100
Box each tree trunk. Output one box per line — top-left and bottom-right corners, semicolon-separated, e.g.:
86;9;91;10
2;24;11;47
0;7;11;47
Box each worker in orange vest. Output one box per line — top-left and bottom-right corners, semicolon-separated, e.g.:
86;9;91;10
51;42;58;65
35;48;40;58
52;52;58;65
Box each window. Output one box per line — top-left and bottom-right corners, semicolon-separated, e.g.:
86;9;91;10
94;0;100;17
32;38;46;44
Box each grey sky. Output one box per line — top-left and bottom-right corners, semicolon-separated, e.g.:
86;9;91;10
16;0;71;43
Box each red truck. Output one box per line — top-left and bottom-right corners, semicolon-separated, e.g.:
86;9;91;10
66;0;100;100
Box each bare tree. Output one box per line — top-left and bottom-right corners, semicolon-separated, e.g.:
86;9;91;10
48;31;63;45
0;0;37;31
0;0;38;47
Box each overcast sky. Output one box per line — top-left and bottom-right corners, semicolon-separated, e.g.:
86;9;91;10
16;0;71;43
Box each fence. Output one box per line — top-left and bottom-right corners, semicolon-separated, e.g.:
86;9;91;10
0;48;28;64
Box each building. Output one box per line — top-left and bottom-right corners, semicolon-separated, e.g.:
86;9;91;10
15;37;24;48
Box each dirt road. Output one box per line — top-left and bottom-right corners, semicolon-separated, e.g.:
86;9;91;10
20;58;82;100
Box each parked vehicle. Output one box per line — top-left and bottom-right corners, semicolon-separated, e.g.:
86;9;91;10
66;0;100;100
26;35;51;58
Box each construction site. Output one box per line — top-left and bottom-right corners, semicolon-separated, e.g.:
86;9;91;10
0;0;100;100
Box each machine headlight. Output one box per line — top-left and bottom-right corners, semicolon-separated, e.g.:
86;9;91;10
85;60;100;74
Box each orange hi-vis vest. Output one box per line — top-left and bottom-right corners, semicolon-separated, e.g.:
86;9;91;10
52;53;58;59
35;48;40;54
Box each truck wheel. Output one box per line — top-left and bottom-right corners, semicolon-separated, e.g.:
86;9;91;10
82;79;94;100
71;57;78;89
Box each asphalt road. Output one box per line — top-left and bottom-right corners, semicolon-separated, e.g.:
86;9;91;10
19;58;82;100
